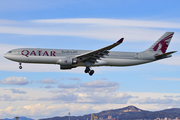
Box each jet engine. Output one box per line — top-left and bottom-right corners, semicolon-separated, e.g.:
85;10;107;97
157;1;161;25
56;57;78;69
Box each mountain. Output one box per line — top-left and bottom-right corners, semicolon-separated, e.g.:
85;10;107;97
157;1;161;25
3;116;34;120
39;106;180;120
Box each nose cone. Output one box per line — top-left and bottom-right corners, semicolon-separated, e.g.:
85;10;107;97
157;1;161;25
3;53;13;61
3;53;11;60
3;53;8;59
4;53;16;61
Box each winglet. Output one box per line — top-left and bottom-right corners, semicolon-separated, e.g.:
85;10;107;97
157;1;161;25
116;38;124;43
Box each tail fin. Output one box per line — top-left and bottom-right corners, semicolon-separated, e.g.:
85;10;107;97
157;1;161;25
145;32;174;54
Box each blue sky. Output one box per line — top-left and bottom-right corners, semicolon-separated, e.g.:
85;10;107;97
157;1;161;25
0;0;180;119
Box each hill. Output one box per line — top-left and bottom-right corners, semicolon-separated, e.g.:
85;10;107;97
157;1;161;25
39;106;180;120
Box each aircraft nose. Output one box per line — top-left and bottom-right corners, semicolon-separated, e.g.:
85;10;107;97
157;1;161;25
3;53;8;59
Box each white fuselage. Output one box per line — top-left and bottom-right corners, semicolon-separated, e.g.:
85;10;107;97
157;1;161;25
4;48;156;67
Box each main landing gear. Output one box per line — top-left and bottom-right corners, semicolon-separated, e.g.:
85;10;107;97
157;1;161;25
19;63;22;69
84;66;94;76
84;61;94;76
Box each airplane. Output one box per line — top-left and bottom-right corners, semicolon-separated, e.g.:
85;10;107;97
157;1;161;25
4;32;177;76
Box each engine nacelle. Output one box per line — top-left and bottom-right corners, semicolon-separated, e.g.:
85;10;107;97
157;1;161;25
60;65;72;69
56;57;78;70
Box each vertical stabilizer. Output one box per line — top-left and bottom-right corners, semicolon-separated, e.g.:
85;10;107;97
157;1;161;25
144;32;174;54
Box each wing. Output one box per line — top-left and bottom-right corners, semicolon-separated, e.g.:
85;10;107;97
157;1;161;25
75;38;124;63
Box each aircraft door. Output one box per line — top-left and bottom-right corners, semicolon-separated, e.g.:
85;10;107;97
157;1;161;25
138;53;143;59
134;53;143;59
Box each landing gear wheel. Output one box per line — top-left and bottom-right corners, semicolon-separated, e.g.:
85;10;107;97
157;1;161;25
89;70;94;76
84;67;90;73
19;66;22;69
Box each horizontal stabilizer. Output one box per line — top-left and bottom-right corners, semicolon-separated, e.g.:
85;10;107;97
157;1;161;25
155;51;177;59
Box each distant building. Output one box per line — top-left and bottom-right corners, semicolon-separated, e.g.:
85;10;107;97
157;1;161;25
99;117;103;120
175;117;179;120
111;118;116;120
154;117;179;120
91;113;98;120
108;115;112;120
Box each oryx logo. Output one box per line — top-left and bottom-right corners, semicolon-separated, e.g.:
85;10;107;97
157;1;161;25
153;33;173;53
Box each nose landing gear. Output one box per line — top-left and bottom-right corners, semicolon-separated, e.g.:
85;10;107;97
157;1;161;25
19;63;22;69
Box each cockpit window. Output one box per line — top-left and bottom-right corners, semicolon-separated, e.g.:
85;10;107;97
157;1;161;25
7;51;12;53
